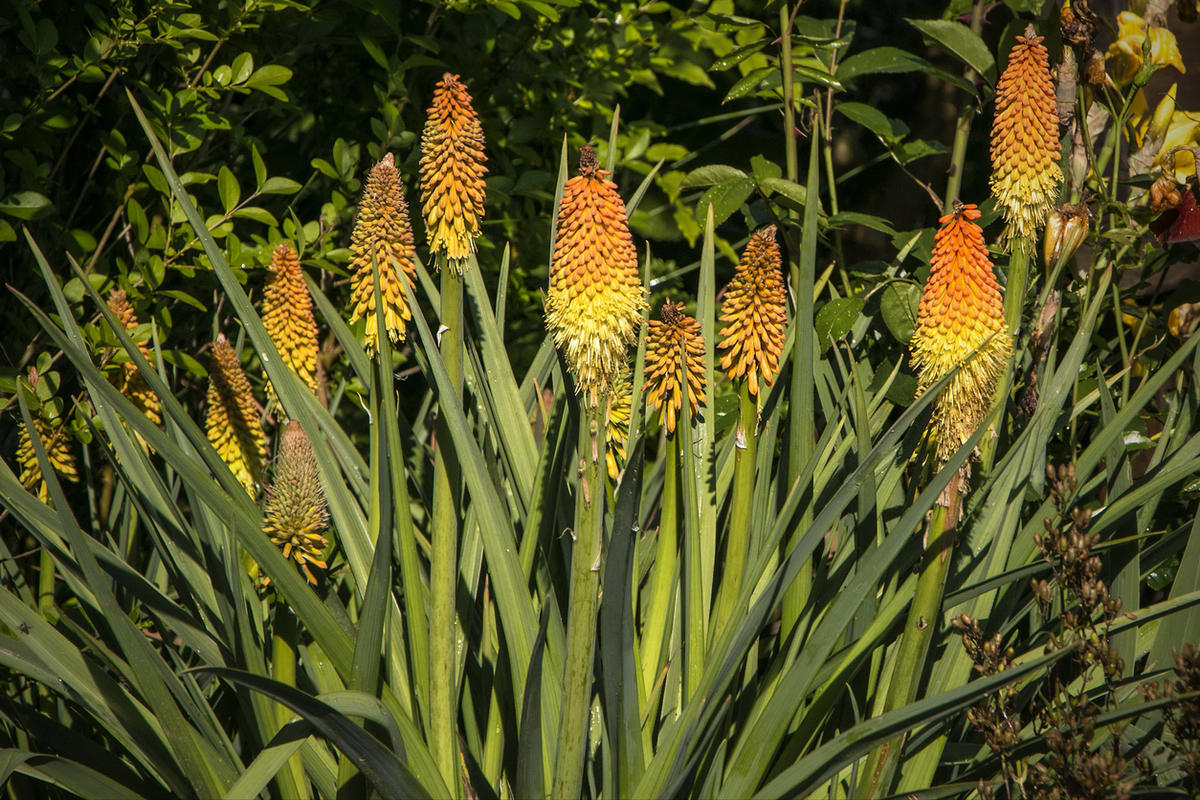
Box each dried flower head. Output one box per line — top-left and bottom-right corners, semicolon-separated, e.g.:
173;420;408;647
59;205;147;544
644;300;706;434
107;290;161;432
990;27;1063;245
17;416;79;503
206;334;267;496
263;242;320;404
348;154;417;356
262;420;329;585
419;73;487;271
605;369;632;481
718;226;787;396
909;203;1013;463
545;146;646;405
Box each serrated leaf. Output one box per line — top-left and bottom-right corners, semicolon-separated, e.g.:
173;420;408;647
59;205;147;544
908;19;995;81
880;281;921;343
815;296;864;351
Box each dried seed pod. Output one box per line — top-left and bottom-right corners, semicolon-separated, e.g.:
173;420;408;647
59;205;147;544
717;226;787;396
262;420;329;585
1042;202;1090;269
990;27;1063;246
206;334;267;497
545;146;646;406
263;242;320;404
909;203;1013;463
347;154;417;356
644;300;707;434
419;73;487;271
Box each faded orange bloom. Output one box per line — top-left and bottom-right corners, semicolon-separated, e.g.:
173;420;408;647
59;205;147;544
347;154;417;356
990;28;1062;246
909;203;1012;463
17;416;78;503
107;290;161;432
419;73;487;270
545;146;646;405
263;241;320;404
206;334;267;496
262;420;329;585
718;226;787;396
644;300;706;435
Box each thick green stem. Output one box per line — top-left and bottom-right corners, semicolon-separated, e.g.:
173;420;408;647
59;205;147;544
37;548;54;621
857;472;963;799
430;266;464;799
552;403;605;800
714;381;758;637
641;432;678;694
1004;242;1030;339
272;605;309;799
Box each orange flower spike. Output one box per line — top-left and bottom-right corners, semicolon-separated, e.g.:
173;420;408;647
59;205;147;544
263;241;320;403
106;290;162;428
347;154;417;356
419;73;488;271
206;334;267;497
909;203;1013;463
717;226;787;397
990;27;1063;246
644;300;707;435
545;145;646;406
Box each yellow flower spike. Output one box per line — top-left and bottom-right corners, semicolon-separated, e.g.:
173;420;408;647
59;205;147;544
990;27;1062;246
106;290;162;432
909;202;1013;464
545;145;647;406
17;417;79;503
262;419;330;586
604;369;632;481
263;241;320;405
347;153;417;357
206;334;267;497
718;226;787;397
644;300;707;435
1106;11;1185;85
419;73;487;272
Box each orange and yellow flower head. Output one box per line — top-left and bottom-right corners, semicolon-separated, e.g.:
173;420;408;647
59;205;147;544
718;226;787;397
419;73;487;271
990;28;1063;246
348;154;417;357
17;416;79;503
263;419;329;586
545;146;646;406
644;300;707;435
206;334;267;497
107;290;161;430
263;241;320;404
909;203;1013;463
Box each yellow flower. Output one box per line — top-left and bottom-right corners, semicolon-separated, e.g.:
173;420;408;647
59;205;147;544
347;154;417;357
206;334;267;497
262;420;329;585
106;290;162;439
717;226;787;397
419;73;487;271
263;241;320;404
1106;11;1185;85
545;146;646;406
909;203;1013;463
990;28;1062;246
17;416;79;503
644;300;706;435
605;369;632;481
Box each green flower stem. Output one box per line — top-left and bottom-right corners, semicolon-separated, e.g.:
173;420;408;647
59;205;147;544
271;605;309;800
1004;240;1030;339
38;548;54;621
430;265;464;799
641;430;678;695
713;380;757;637
856;471;963;799
552;402;605;800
